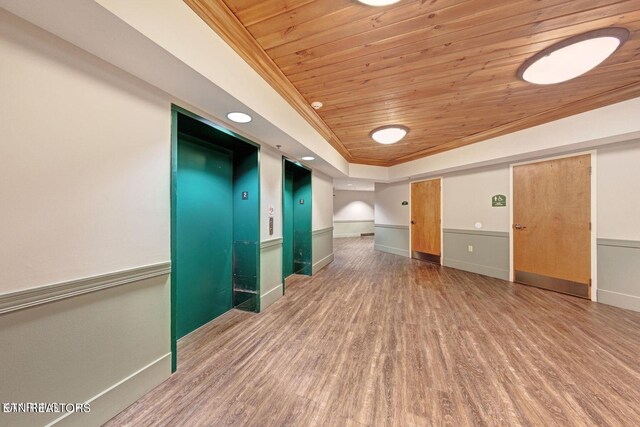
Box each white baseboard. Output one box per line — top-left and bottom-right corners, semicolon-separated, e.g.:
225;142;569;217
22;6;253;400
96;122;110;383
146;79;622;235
50;353;171;427
443;258;510;281
598;289;640;313
312;253;334;275
374;244;409;258
260;284;283;311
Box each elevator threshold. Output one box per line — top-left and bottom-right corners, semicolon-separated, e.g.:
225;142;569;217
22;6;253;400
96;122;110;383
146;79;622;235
233;288;257;294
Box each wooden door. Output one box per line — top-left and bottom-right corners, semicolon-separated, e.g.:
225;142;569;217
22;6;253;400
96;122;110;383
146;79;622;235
513;154;591;298
411;179;441;264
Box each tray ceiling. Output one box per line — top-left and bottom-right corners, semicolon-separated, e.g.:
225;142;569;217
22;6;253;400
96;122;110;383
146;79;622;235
185;0;640;166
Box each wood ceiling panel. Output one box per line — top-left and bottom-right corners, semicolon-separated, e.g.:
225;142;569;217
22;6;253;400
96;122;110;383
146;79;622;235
281;0;620;78
303;32;640;108
330;70;640;161
187;0;640;166
231;1;316;26
293;25;640;97
256;0;495;54
273;0;629;71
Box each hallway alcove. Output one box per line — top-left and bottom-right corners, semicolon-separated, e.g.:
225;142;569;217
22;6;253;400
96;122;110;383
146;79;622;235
171;107;260;369
282;158;312;281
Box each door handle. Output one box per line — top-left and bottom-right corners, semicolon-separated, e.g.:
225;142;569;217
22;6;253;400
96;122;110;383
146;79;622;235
514;223;526;230
411;220;416;225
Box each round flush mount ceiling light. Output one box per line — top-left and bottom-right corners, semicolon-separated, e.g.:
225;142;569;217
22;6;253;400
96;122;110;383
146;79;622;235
311;101;323;110
357;0;401;6
517;28;629;85
227;112;252;123
370;125;409;144
301;156;315;161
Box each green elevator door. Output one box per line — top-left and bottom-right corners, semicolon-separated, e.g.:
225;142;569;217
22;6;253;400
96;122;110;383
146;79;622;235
176;139;233;339
283;170;294;278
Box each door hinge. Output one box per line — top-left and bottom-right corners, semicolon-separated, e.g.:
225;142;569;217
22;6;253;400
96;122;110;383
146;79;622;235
589;278;592;287
589;222;592;231
589;166;592;175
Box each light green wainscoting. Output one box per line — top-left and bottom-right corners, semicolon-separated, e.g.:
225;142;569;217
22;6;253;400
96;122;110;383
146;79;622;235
333;220;375;238
260;238;283;311
312;227;334;275
598;239;640;312
374;224;410;257
0;264;171;427
442;229;510;280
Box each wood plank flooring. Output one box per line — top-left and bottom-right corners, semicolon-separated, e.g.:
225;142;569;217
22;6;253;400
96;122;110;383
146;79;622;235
106;237;640;426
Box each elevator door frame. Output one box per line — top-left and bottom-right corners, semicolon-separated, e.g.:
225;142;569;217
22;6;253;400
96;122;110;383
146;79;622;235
170;105;261;373
282;157;313;293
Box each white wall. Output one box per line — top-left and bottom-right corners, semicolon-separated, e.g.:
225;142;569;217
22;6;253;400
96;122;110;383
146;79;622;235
597;140;640;241
312;170;334;230
260;147;283;241
93;0;350;176
333;190;374;221
374;181;410;226
0;11;172;426
0;9;170;295
443;166;510;232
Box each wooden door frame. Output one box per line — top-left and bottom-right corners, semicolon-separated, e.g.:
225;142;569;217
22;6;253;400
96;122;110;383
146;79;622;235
408;177;443;265
509;151;597;301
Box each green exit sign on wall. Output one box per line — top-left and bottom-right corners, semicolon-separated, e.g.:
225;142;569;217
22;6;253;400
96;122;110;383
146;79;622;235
492;194;507;207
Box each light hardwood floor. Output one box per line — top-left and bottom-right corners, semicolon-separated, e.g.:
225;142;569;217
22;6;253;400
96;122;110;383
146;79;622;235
106;237;640;426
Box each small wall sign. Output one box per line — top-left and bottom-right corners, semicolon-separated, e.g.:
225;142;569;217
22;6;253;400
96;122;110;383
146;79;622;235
241;191;249;200
492;194;506;207
299;199;305;205
402;201;409;205
269;217;274;235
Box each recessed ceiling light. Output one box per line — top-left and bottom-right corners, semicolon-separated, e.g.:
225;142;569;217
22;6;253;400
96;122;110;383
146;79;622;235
357;0;401;6
301;156;315;161
227;112;252;123
370;125;409;144
347;183;353;186
518;28;629;85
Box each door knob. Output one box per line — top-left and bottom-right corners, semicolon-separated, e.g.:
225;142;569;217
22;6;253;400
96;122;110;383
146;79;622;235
514;223;526;230
411;220;416;225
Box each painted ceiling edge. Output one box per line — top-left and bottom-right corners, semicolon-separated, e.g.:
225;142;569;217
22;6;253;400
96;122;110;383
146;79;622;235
183;0;354;162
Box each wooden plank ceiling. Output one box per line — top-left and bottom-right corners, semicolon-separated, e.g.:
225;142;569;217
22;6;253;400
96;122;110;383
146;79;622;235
185;0;640;166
